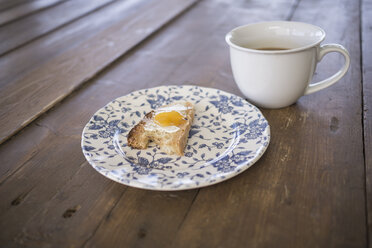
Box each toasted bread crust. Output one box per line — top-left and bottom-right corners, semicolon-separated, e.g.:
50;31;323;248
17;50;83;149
127;111;154;149
127;102;194;155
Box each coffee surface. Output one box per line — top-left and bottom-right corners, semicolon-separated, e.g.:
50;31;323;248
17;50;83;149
239;45;290;50
255;47;290;50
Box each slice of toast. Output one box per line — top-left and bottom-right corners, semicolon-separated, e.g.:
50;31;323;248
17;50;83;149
127;102;194;156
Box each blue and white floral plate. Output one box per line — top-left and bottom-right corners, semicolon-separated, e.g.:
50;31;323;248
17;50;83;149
81;85;270;190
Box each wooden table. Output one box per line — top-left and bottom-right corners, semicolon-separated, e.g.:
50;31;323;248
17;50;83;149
0;0;370;247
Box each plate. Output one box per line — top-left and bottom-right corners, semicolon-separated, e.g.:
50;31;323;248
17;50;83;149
81;85;270;190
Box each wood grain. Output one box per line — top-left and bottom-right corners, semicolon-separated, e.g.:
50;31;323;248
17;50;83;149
0;0;367;247
0;0;28;12
0;0;148;88
12;163;126;247
170;0;366;247
0;0;115;56
362;0;372;246
0;0;64;27
0;0;197;145
290;1;365;245
0;0;297;246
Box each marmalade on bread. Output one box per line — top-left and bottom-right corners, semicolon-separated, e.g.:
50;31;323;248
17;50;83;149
127;101;194;156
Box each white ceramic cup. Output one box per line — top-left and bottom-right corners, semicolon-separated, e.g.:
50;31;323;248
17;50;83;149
225;21;350;109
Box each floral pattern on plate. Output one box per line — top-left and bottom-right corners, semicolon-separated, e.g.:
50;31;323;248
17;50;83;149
81;85;270;190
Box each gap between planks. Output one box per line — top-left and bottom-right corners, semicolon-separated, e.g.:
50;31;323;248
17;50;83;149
0;0;66;27
361;0;372;246
0;0;116;57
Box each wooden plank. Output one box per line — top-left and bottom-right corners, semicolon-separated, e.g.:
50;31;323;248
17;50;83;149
0;139;114;245
65;0;301;247
0;0;28;12
0;0;115;56
362;0;372;246
10;162;126;247
0;0;64;27
0;0;150;87
0;0;197;146
0;0;296;246
0;0;365;247
82;188;197;248
171;0;366;247
0;0;196;184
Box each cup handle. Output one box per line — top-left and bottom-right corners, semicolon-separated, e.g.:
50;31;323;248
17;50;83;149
304;44;350;95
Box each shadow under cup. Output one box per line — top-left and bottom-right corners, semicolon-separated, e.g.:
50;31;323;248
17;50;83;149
226;21;328;109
